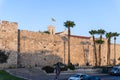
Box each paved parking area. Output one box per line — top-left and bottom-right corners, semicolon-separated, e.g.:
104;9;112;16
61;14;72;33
6;68;51;80
5;68;103;80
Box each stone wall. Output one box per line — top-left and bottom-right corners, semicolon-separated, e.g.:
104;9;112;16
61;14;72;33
0;20;120;68
18;30;94;67
0;50;18;69
19;30;120;67
19;30;65;66
0;21;18;51
0;21;18;68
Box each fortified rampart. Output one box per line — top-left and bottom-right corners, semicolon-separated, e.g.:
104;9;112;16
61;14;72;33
0;21;120;68
0;21;18;51
0;21;18;68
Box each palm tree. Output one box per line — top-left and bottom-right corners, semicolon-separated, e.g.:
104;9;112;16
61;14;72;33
89;30;97;66
106;32;113;66
96;29;105;66
112;32;120;65
64;20;75;65
95;39;104;66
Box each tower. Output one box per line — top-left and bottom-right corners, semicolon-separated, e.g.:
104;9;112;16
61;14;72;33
48;25;55;35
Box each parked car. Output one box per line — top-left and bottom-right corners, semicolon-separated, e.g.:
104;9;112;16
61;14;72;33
68;73;88;80
83;76;101;80
109;66;120;75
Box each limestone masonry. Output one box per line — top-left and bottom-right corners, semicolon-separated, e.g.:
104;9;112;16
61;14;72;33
0;20;120;68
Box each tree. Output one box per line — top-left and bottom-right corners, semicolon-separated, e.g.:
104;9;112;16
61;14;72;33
96;29;105;66
118;57;120;65
89;30;98;66
95;39;104;66
112;32;120;65
43;31;50;34
106;32;113;66
64;20;75;66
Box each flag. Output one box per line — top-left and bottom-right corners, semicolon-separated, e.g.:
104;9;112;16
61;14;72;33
51;18;56;22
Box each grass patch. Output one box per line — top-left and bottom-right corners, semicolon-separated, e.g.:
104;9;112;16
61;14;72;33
0;70;26;80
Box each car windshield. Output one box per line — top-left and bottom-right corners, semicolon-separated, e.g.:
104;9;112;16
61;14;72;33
111;68;118;71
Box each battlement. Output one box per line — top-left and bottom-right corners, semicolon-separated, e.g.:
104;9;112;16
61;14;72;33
0;20;18;27
0;20;18;51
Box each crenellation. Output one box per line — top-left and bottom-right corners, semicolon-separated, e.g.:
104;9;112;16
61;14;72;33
10;22;18;26
2;21;9;24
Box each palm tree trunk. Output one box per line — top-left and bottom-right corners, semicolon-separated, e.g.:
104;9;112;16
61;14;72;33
93;36;97;66
109;43;111;65
114;37;116;65
68;27;71;65
98;44;101;66
107;40;110;66
99;35;102;66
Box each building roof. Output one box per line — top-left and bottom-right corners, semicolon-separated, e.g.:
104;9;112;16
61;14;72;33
55;32;63;34
56;31;91;39
70;35;91;39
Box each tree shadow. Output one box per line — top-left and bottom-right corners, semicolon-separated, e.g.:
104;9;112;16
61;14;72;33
19;50;63;68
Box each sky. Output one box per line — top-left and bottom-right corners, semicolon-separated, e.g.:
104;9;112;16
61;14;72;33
0;0;120;43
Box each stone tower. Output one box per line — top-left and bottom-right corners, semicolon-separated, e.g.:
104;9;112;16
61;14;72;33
48;25;55;35
0;21;18;51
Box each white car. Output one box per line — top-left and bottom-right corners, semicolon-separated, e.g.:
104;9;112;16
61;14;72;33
109;66;120;75
68;73;88;80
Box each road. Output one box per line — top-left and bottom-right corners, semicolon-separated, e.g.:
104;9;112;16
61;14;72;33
49;73;120;80
7;68;120;80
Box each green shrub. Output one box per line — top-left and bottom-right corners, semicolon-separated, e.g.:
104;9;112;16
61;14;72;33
42;66;54;73
0;50;9;63
60;66;68;71
68;63;75;70
43;31;50;34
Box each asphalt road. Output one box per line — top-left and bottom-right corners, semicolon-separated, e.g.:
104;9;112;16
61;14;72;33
7;68;120;80
55;73;120;80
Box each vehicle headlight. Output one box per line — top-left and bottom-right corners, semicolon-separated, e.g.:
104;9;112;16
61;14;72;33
114;71;117;73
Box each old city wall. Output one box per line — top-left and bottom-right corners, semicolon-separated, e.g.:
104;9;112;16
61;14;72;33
0;21;18;68
0;21;18;51
19;30;95;67
19;30;120;67
110;44;120;64
20;30;103;66
19;30;64;67
0;21;120;68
